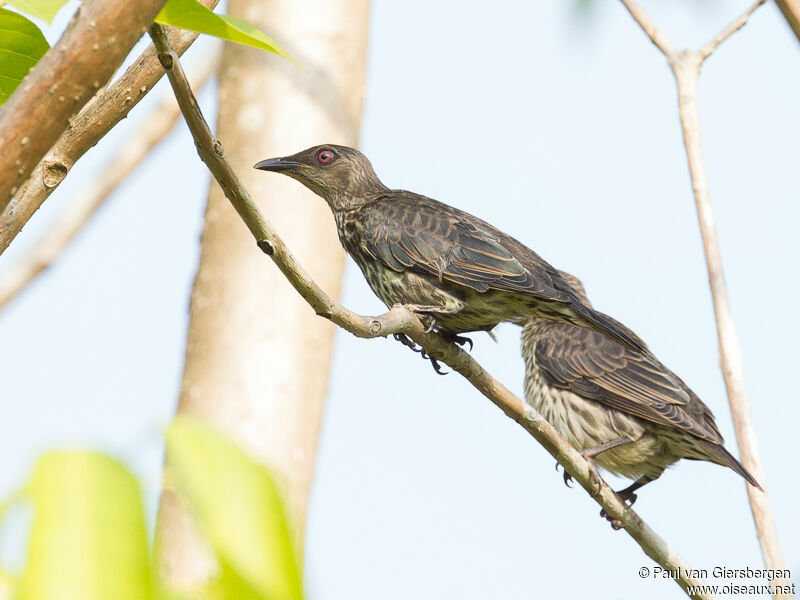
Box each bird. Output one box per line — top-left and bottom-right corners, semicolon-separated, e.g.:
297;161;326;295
254;144;647;371
521;271;759;526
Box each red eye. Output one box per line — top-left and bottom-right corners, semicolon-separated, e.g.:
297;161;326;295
316;149;334;164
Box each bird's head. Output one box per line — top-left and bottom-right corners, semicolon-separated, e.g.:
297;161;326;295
254;144;388;210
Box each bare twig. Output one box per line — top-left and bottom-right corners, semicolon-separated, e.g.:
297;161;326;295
149;22;719;600
0;57;217;311
0;0;221;258
698;0;767;61
0;0;169;208
619;2;791;598
619;0;675;56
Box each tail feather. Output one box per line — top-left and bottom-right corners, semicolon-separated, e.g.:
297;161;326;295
696;438;762;489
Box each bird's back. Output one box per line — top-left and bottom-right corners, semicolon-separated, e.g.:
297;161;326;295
339;190;649;352
342;190;585;301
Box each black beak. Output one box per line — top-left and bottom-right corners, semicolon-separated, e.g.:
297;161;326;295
253;157;304;172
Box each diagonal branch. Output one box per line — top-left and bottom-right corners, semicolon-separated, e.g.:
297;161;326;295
0;0;221;258
0;0;169;209
0;56;217;311
698;0;767;62
619;2;791;599
619;0;675;57
149;22;719;600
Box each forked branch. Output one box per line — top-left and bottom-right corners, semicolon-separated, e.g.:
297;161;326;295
0;57;217;311
0;0;221;257
619;2;790;598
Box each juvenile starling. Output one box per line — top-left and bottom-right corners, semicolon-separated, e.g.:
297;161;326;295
522;272;759;524
254;144;646;361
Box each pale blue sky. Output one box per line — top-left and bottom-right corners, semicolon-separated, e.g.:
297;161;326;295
0;1;797;598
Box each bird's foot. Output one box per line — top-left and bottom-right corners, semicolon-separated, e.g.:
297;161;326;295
403;303;462;334
558;454;603;493
616;489;638;508
409;313;436;334
441;332;473;351
393;333;447;374
393;333;424;353
423;354;447;375
422;316;436;334
599;508;625;531
598;489;638;531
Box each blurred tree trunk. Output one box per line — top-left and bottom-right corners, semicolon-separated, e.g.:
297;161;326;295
776;0;800;43
155;0;371;588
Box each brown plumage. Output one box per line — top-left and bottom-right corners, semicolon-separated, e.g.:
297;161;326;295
254;145;647;363
522;272;759;518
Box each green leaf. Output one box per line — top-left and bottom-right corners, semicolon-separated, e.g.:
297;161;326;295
166;417;302;600
0;8;49;105
7;0;70;23
19;451;151;600
155;0;300;66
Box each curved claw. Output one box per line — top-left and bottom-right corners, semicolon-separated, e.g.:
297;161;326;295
562;469;574;488
422;317;436;334
430;357;448;375
454;335;473;351
392;331;448;374
442;333;473;351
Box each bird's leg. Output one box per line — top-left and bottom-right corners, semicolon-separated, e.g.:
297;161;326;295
561;436;632;489
615;475;654;507
402;303;461;333
561;436;632;492
600;474;656;530
402;303;461;314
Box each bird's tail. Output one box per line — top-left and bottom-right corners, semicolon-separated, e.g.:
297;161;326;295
695;438;762;490
563;300;649;354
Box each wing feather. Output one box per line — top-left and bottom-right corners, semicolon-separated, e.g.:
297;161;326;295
359;194;572;301
535;326;722;443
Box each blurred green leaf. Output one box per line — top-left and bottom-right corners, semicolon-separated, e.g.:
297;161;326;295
0;568;16;599
19;451;151;600
0;8;49;105
155;0;299;66
166;417;302;600
7;0;70;23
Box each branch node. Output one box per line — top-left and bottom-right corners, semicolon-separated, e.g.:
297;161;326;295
157;52;173;70
42;162;68;188
369;320;382;335
256;239;274;255
213;140;224;157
